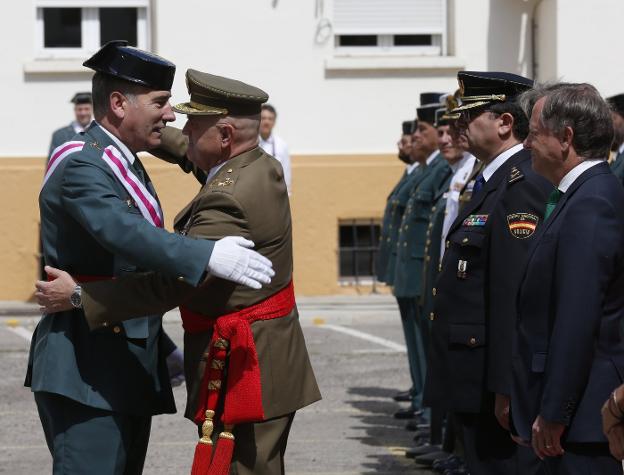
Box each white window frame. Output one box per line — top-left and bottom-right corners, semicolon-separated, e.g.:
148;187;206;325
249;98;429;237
34;0;150;59
332;0;448;57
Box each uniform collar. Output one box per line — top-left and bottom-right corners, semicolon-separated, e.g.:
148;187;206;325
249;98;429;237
482;143;523;182
557;159;604;193
95;121;136;164
426;150;439;165
406;162;419;174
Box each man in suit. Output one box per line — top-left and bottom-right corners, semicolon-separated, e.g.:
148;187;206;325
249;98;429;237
425;71;551;474
37;68;321;475
607;93;624;184
511;82;624;474
48;92;93;157
377;119;418;404
30;42;274;474
392;93;447;422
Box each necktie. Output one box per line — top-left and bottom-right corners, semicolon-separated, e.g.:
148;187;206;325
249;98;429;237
544;188;562;221
473;174;485;195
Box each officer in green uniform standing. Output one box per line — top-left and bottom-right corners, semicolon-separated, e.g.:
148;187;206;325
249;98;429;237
28;41;274;474
48;92;93;158
392;93;451;421
607;93;624;185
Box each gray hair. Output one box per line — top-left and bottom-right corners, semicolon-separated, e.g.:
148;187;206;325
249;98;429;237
519;82;613;159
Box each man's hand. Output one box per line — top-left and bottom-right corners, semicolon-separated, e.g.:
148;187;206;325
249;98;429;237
531;414;565;459
602;386;624;460
207;237;275;289
35;266;77;314
495;393;511;431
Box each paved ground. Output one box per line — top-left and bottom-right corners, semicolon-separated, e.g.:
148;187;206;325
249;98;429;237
0;295;431;474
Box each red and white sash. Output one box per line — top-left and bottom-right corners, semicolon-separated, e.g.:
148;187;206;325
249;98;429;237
43;141;85;187
100;146;163;228
42;140;163;228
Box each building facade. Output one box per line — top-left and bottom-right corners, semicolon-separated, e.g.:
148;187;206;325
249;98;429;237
0;0;621;299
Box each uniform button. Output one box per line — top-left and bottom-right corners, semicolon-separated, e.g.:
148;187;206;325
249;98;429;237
425;255;430;261
426;239;431;245
432;287;437;296
428;223;433;229
113;326;121;334
431;206;436;212
429;312;435;321
403;242;407;247
438;263;442;272
386;237;390;242
101;321;109;328
404;225;409;230
462;237;469;244
446;240;450;249
177;276;185;282
469;337;477;346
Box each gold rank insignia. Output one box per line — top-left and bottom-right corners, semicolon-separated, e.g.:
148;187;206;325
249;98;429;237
89;141;102;150
509;166;524;184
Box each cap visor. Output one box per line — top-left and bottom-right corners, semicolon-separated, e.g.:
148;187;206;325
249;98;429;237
172;102;228;116
452;100;492;113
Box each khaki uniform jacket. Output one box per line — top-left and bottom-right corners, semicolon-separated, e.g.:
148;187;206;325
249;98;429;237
80;141;321;421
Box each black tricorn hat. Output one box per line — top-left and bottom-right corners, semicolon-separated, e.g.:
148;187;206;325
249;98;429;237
454;71;533;112
402;120;415;135
70;92;92;104
83;40;176;91
417;92;445;125
607;93;624;117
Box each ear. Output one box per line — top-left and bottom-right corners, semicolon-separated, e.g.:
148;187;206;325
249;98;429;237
219;123;234;148
560;125;574;153
109;92;127;120
498;112;514;137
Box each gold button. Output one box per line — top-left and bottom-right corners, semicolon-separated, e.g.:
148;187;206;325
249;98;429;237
446;240;450;249
428;223;433;229
227;168;233;173
101;321;109;328
438;263;442;272
429;312;435;321
425;255;430;261
386;237;390;242
113;326;121;334
462;237;469;244
405;225;409;230
177;276;185;282
403;242;407;247
432;287;437;296
469;337;477;346
432;206;437;212
426;239;431;245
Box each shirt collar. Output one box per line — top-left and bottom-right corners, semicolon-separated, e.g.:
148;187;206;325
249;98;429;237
618;142;624;155
71;121;86;134
95;121;136;164
406;162;419;175
557;159;603;193
425;150;438;166
481;143;524;182
206;161;227;183
449;152;471;173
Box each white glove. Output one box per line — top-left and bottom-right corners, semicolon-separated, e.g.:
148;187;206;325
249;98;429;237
207;236;275;289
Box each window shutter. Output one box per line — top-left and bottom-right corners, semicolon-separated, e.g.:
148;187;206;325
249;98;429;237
333;0;446;35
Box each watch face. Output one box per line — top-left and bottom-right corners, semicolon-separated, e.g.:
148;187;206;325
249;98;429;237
70;291;81;308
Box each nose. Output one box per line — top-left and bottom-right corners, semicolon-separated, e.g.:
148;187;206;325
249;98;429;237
162;102;176;123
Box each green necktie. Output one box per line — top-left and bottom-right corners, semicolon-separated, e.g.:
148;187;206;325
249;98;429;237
544;188;562;221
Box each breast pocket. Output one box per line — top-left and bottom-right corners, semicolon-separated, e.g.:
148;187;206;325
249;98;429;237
411;190;434;221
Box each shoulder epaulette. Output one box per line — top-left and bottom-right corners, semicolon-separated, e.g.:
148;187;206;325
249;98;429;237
508;166;524;184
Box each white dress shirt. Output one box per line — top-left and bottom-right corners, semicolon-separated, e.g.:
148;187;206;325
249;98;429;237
440;153;477;257
557;159;603;193
259;133;291;194
482;143;524;182
406;162;419;175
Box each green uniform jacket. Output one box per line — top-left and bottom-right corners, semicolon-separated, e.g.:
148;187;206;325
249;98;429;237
393;154;451;298
48;124;78;159
420;175;452;319
79;135;321;422
27;123;215;416
384;166;427;285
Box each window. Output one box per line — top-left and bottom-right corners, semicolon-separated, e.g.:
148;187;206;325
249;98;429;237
333;0;447;56
35;1;149;59
338;219;381;283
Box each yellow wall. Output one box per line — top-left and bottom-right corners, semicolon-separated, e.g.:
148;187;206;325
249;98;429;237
0;154;402;300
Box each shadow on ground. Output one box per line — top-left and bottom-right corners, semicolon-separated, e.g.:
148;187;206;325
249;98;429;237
345;386;432;474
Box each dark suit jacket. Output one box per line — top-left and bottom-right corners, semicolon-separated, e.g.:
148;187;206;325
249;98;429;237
511;161;624;443
79;136;321;422
424;147;551;412
28;123;215;416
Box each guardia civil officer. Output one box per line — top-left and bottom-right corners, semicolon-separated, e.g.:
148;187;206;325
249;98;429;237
48;92;93;158
376;120;418;403
392;92;448;421
425;71;551;474
29;41;273;474
513;83;624;474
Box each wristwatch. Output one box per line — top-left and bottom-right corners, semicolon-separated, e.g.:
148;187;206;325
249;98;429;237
70;284;82;309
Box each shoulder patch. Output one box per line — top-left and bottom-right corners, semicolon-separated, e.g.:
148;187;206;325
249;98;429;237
507;213;538;239
508;166;524;184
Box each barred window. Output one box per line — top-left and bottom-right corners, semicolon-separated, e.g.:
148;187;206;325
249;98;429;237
339;219;380;281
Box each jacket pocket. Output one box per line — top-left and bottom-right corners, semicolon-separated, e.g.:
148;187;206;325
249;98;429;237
449;323;486;348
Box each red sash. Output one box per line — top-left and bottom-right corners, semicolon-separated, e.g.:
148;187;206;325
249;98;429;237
180;279;295;425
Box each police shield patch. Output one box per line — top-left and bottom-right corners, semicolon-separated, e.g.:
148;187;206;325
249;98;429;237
507;213;539;239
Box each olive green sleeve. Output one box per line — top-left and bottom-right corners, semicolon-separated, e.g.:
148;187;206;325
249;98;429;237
149;126;207;185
